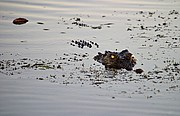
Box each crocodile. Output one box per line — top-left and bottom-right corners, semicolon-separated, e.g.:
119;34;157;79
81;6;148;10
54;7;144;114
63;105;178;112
93;49;137;71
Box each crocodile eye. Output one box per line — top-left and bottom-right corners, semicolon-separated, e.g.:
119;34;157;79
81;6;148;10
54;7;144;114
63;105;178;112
131;55;134;59
111;55;115;59
131;55;137;62
132;55;136;59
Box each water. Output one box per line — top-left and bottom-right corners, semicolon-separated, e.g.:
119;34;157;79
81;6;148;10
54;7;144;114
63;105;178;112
0;0;180;116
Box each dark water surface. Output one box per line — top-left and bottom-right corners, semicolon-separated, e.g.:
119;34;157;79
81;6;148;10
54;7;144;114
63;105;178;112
0;0;180;116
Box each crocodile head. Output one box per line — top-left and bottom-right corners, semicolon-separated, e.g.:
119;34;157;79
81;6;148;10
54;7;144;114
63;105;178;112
93;49;137;70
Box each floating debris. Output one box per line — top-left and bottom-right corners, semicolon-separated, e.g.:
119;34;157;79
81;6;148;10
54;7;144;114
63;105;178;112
43;28;50;31
169;10;179;15
37;22;44;25
134;68;144;74
91;26;102;29
13;18;28;25
70;17;112;29
36;77;44;80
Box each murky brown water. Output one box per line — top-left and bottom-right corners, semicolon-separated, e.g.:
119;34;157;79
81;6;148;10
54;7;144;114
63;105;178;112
0;0;180;116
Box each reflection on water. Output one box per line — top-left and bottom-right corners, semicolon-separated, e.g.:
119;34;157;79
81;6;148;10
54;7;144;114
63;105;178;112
0;0;180;116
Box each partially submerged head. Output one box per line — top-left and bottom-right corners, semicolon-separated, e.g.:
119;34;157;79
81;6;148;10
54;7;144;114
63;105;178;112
93;49;137;70
103;52;120;68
